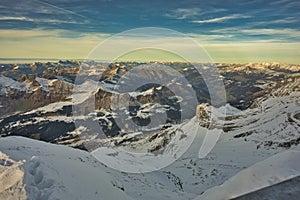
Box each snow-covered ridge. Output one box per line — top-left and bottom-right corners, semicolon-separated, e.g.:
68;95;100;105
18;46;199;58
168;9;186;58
0;75;33;94
35;77;50;92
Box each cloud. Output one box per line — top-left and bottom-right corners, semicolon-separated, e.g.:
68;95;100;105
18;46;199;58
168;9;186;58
271;0;294;5
241;28;300;38
165;8;227;20
191;14;250;24
210;26;300;41
0;0;90;26
33;0;88;19
190;30;292;44
0;16;88;24
250;17;298;26
187;33;233;42
0;16;30;21
269;0;300;9
165;8;202;20
1;0;88;18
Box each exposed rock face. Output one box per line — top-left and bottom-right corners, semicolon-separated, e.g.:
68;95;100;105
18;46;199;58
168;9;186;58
95;88;112;110
0;61;79;116
0;77;73;117
48;79;73;99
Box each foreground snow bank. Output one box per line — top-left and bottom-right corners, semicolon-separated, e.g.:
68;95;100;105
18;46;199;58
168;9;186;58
198;146;300;200
0;136;134;200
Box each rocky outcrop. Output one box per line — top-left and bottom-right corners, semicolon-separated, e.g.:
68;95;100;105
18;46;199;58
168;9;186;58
196;104;211;128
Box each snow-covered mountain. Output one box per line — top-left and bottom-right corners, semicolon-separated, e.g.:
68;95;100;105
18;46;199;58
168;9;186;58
0;61;299;199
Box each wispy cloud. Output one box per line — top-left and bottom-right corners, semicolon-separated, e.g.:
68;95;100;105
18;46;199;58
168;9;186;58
165;8;202;20
165;8;227;20
33;0;88;19
0;16;29;21
0;0;90;26
270;0;294;5
270;0;300;9
0;16;88;24
250;17;298;27
187;33;233;42
241;28;300;38
210;27;300;42
191;14;250;24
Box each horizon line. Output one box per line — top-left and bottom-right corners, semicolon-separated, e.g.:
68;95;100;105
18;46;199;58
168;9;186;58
0;58;299;65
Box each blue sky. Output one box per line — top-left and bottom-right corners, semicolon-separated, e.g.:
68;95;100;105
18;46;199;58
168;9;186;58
0;0;300;63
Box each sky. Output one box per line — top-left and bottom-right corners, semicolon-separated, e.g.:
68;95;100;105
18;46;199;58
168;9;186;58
0;0;299;63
